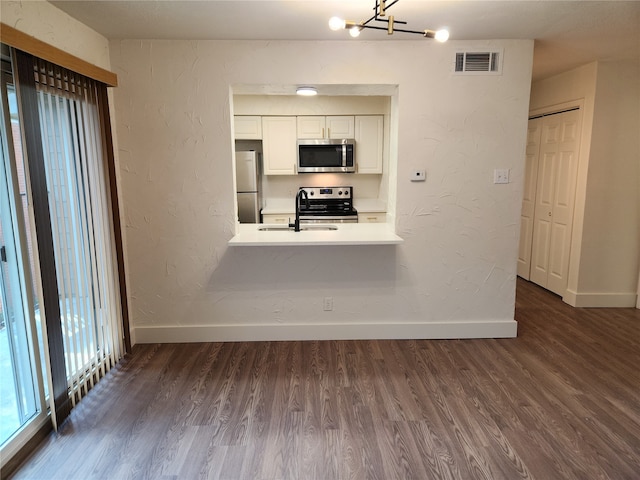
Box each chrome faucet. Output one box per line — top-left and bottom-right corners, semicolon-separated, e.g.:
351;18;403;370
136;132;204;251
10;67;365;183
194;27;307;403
290;188;309;232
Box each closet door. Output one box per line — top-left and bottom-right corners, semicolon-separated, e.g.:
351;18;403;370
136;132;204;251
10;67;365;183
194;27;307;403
529;109;581;296
517;117;542;279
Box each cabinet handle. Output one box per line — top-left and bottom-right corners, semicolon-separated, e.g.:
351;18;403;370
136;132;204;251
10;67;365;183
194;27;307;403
327;127;330;138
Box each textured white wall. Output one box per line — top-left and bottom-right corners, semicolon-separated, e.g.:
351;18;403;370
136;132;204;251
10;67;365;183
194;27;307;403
579;61;639;299
0;0;111;70
109;39;533;343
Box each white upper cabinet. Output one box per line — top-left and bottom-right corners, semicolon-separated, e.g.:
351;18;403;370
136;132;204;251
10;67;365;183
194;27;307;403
296;116;355;139
234;116;262;139
327;116;355;138
355;115;384;174
296;116;325;139
262;116;297;175
245;114;382;175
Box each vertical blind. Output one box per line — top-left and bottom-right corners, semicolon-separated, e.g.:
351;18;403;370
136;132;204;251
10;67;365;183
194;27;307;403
32;59;124;407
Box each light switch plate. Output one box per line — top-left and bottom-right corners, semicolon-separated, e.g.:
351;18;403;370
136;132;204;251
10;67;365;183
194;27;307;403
493;169;510;184
410;170;426;182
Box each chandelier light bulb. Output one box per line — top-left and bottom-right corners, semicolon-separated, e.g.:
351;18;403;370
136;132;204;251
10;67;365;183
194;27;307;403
435;29;450;42
349;26;361;38
328;16;346;31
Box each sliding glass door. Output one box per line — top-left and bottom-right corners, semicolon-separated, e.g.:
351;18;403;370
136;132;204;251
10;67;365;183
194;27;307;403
1;46;127;472
0;68;46;450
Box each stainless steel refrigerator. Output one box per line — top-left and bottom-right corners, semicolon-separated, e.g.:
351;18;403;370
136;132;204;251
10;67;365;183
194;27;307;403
235;151;262;223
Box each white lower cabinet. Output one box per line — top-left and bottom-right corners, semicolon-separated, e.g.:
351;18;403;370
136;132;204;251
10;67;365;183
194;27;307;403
262;214;291;224
358;213;386;223
262;116;297;175
265;213;386;223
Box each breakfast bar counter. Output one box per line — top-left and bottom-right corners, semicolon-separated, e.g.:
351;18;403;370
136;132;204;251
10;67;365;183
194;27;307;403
229;223;404;246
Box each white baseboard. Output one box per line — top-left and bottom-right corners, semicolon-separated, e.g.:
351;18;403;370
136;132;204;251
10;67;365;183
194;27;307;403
132;320;518;345
563;289;638;308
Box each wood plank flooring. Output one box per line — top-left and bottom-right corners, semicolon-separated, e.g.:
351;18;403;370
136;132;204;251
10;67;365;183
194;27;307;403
10;279;640;479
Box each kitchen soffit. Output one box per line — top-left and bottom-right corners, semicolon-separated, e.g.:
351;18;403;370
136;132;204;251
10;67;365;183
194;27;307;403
232;84;398;96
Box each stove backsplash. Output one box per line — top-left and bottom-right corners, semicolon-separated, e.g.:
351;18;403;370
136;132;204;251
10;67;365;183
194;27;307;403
262;173;382;202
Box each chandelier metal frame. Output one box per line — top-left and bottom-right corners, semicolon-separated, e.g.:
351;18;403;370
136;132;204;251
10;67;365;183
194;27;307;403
340;0;445;39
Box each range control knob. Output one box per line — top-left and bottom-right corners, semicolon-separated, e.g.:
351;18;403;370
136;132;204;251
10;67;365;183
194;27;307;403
309;191;314;196
338;190;343;195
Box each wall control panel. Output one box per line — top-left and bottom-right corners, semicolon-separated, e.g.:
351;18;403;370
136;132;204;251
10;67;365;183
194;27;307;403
410;170;426;182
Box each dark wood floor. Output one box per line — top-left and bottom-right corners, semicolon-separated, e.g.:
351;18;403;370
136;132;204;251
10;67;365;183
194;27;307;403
10;279;640;479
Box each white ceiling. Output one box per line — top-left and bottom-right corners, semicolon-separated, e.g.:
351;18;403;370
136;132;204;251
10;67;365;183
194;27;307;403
49;0;640;81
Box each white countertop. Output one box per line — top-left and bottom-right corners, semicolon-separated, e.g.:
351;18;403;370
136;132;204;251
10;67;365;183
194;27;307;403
261;198;387;215
229;223;403;246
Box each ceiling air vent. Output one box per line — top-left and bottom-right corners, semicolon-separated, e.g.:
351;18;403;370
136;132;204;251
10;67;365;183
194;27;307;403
454;51;502;75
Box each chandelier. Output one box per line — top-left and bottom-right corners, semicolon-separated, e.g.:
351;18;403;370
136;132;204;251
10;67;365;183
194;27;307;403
329;0;449;41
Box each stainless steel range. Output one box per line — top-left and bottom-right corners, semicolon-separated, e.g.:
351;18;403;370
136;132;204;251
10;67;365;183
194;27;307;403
298;186;358;223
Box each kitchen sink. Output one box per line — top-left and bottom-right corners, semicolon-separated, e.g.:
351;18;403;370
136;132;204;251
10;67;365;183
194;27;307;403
258;225;338;232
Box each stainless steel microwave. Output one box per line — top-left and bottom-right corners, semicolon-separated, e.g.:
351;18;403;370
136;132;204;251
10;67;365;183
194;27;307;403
297;139;356;173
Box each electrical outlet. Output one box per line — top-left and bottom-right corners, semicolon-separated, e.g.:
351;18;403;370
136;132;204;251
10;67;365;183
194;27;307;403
493;169;510;184
410;170;426;182
323;297;333;311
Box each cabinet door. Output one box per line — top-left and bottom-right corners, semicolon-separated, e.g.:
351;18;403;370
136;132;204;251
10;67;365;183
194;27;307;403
297;116;355;139
327;116;355;138
358;213;386;223
234;116;262;139
262;214;291;225
297;116;325;139
262;117;297;175
355;115;383;174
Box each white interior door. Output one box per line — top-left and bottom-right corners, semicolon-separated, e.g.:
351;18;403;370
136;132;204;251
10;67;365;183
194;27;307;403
517;117;542;279
529;109;581;296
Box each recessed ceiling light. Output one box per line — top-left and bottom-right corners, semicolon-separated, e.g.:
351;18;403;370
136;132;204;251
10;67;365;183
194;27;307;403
296;86;317;96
